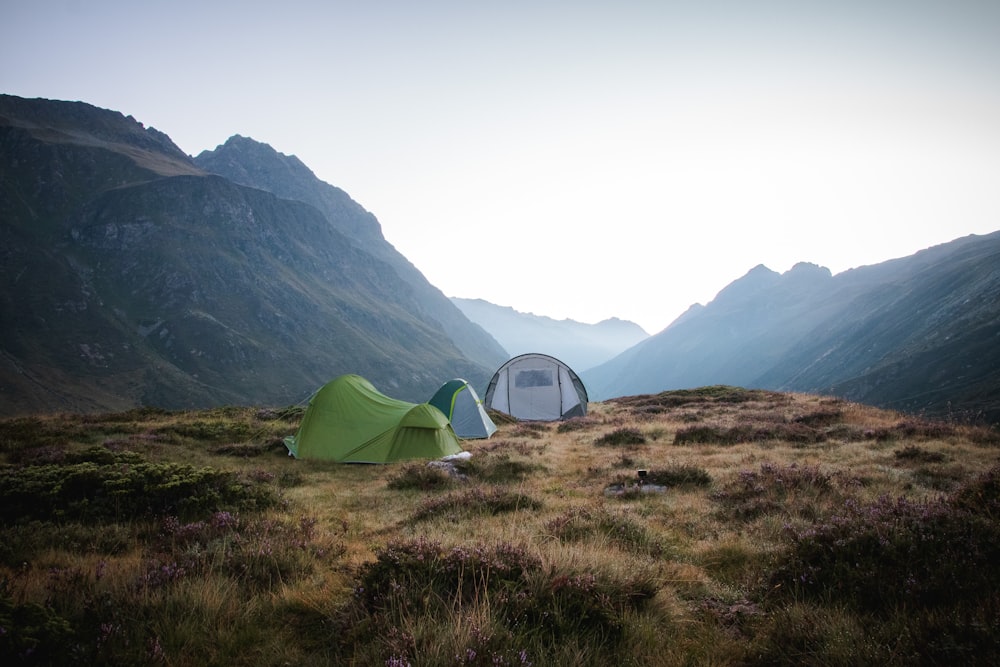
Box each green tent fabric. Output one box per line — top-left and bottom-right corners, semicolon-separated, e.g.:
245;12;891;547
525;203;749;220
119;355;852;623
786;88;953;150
284;374;464;463
429;378;497;439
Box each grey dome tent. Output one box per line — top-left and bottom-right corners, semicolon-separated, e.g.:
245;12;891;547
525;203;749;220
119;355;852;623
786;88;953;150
484;353;588;421
429;378;497;439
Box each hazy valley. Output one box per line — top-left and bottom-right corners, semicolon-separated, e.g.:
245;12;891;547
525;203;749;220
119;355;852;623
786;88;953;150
2;94;999;425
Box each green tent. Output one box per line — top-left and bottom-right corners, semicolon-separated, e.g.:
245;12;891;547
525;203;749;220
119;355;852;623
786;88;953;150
429;378;497;439
284;374;464;463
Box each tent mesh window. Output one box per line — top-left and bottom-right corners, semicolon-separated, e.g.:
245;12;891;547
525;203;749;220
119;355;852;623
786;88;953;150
515;369;554;387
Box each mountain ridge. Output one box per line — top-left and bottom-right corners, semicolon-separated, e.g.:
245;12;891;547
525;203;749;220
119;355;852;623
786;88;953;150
3;94;997;423
450;297;649;372
583;232;1000;423
194;136;506;369
0;94;506;415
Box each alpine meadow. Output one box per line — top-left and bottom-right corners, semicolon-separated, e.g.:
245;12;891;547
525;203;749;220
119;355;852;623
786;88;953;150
1;389;999;665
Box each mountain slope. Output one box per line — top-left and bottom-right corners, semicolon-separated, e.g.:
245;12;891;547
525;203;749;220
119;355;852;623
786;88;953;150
762;234;1000;419
584;232;1000;423
0;95;505;415
582;262;842;397
451;297;648;371
194;136;506;369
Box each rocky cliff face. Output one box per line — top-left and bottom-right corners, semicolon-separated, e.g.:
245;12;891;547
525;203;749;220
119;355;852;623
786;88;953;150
0;95;506;415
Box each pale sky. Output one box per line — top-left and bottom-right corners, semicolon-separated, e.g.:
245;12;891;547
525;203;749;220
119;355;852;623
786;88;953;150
4;1;999;333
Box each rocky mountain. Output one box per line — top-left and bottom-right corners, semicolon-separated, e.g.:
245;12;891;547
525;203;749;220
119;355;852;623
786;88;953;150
193;136;506;370
0;94;507;416
583;232;1000;423
451;297;649;371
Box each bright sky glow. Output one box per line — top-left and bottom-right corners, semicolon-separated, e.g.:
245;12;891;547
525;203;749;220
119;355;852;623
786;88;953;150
4;1;999;333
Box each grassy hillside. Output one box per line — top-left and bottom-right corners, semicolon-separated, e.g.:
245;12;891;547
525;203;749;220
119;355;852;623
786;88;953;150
1;391;999;665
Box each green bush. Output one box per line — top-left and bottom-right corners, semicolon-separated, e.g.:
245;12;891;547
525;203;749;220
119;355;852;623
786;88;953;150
0;450;277;523
0;521;134;565
0;589;77;665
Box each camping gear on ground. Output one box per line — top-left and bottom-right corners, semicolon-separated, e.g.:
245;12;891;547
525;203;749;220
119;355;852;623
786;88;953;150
284;374;464;463
429;378;497;439
484;353;589;421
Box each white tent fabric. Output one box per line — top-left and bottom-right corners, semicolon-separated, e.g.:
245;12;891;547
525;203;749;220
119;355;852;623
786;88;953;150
484;353;588;421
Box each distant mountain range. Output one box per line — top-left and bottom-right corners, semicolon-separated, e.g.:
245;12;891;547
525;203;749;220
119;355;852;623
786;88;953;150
3;94;998;424
0;94;506;415
583;233;1000;423
450;298;648;372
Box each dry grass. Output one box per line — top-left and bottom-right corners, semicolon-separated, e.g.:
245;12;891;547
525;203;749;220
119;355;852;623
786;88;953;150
1;390;998;665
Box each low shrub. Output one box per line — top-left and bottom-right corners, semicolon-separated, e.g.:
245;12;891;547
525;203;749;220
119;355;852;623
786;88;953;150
556;417;600;433
474;440;548;456
355;538;539;613
792;409;843;427
674;423;823;446
894;445;946;463
0;521;135;565
612;386;784;411
742;603;875;667
966;426;1000;446
604;465;711;499
153;419;254;444
863;419;958;442
755;471;1000;665
387;463;455;491
409;487;542;522
823;424;870;442
340;537;657;664
0;450;278;523
595;428;646;447
910;464;968;491
145;512;339;592
767;485;1000;613
674;426;740;446
212;440;285;457
711;463;847;521
545;506;668;556
0;589;77;665
949;464;1000;519
893;419;956;439
454;454;543;483
510;423;548;439
645;464;712;488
